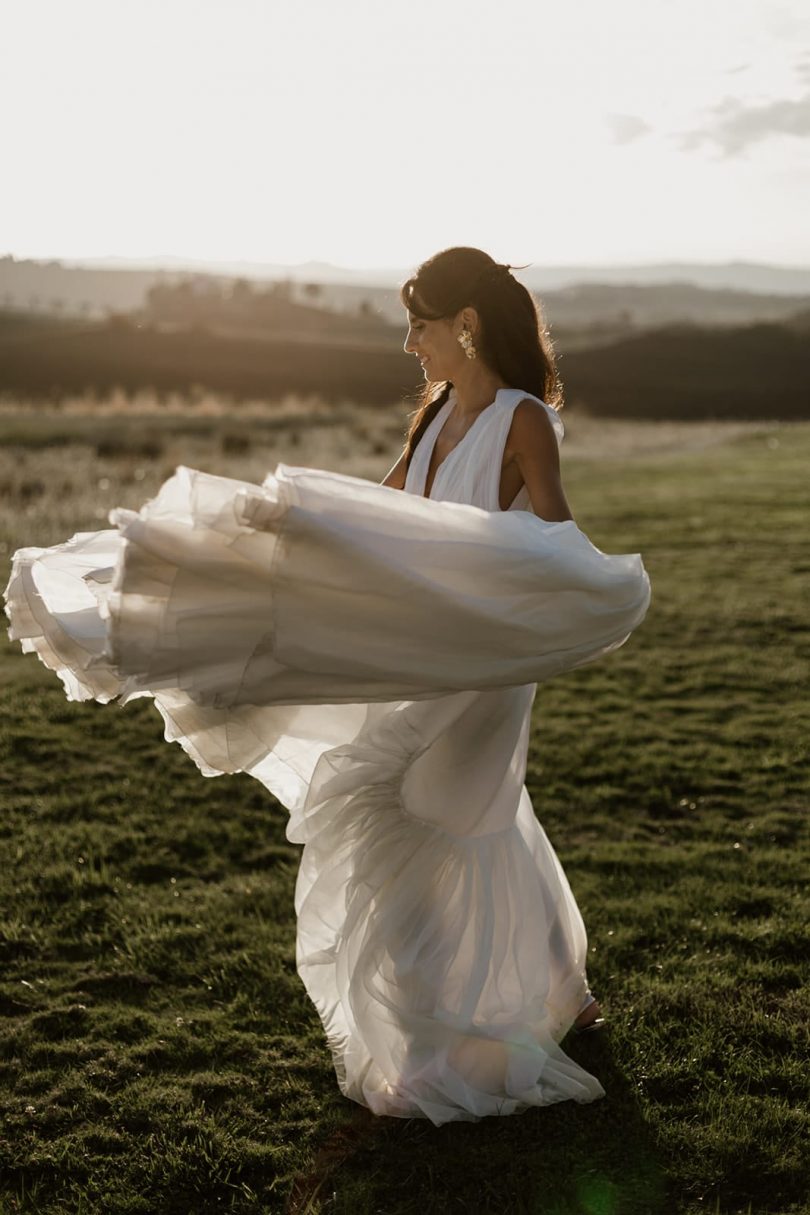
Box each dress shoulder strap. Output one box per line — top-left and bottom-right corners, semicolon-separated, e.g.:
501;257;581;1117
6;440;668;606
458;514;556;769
497;389;564;447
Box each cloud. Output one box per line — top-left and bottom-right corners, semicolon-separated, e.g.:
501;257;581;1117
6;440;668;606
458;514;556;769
675;90;810;156
604;113;653;145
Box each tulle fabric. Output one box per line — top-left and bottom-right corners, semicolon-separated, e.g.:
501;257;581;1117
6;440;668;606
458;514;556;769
3;388;651;1123
4;460;650;705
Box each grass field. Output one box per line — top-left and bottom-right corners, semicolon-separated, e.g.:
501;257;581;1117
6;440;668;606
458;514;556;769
0;399;808;1215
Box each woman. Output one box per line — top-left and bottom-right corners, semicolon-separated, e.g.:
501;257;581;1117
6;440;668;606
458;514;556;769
385;246;605;1029
3;247;651;1126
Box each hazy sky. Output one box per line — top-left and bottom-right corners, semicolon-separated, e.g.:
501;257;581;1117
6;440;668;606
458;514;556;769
3;0;809;269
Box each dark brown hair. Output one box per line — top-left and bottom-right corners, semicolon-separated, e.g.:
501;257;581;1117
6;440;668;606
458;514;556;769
399;246;563;468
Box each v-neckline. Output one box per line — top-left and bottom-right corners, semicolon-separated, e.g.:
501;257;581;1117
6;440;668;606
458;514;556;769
421;388;507;500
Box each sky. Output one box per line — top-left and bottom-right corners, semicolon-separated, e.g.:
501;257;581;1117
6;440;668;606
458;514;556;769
2;0;809;271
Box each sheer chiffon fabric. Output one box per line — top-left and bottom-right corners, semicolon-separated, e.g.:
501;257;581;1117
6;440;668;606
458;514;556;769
4;387;651;1124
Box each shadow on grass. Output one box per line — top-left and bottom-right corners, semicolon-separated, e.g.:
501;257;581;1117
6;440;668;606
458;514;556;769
284;1033;669;1215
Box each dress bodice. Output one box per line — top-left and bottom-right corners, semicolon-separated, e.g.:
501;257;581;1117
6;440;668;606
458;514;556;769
397;387;566;839
403;386;564;512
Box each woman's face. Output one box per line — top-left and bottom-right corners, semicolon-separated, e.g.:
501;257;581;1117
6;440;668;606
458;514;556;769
403;308;471;382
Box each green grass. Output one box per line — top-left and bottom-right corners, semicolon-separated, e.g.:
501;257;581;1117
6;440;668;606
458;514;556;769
0;410;808;1214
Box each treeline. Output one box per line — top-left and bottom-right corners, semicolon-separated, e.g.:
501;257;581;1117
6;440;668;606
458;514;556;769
142;277;394;345
0;310;807;419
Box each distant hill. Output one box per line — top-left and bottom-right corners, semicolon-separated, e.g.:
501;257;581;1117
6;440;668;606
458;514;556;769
141;277;393;346
0;313;418;406
0;257;179;321
52;254;810;296
0;308;806;420
562;320;810;420
3;254;808;335
541;281;810;332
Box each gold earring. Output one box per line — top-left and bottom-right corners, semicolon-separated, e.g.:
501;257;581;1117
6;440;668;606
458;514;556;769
458;328;477;359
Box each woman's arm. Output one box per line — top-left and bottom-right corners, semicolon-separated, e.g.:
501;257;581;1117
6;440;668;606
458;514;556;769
381;448;408;489
505;399;574;521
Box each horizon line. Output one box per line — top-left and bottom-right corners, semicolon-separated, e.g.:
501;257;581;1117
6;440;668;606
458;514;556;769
3;251;810;274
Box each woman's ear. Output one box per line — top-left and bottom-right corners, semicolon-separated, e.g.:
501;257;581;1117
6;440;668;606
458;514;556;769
459;306;479;335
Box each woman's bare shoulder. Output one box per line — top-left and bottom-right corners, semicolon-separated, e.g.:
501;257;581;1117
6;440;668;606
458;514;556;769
504;398;560;457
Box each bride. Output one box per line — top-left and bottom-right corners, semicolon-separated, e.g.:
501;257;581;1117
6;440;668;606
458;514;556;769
3;245;651;1126
386;248;605;1016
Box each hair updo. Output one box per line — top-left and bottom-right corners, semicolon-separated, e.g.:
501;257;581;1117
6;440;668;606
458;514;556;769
399;246;563;468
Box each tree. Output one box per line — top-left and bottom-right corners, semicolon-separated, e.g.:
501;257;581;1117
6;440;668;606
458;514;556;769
270;277;292;301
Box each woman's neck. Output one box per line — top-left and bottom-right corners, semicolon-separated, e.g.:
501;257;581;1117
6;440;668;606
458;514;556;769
450;370;510;416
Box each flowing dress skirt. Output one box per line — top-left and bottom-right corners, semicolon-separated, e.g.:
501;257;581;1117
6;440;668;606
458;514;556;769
4;462;651;1123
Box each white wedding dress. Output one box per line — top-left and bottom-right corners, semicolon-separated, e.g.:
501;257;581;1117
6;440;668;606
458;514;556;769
3;386;651;1125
